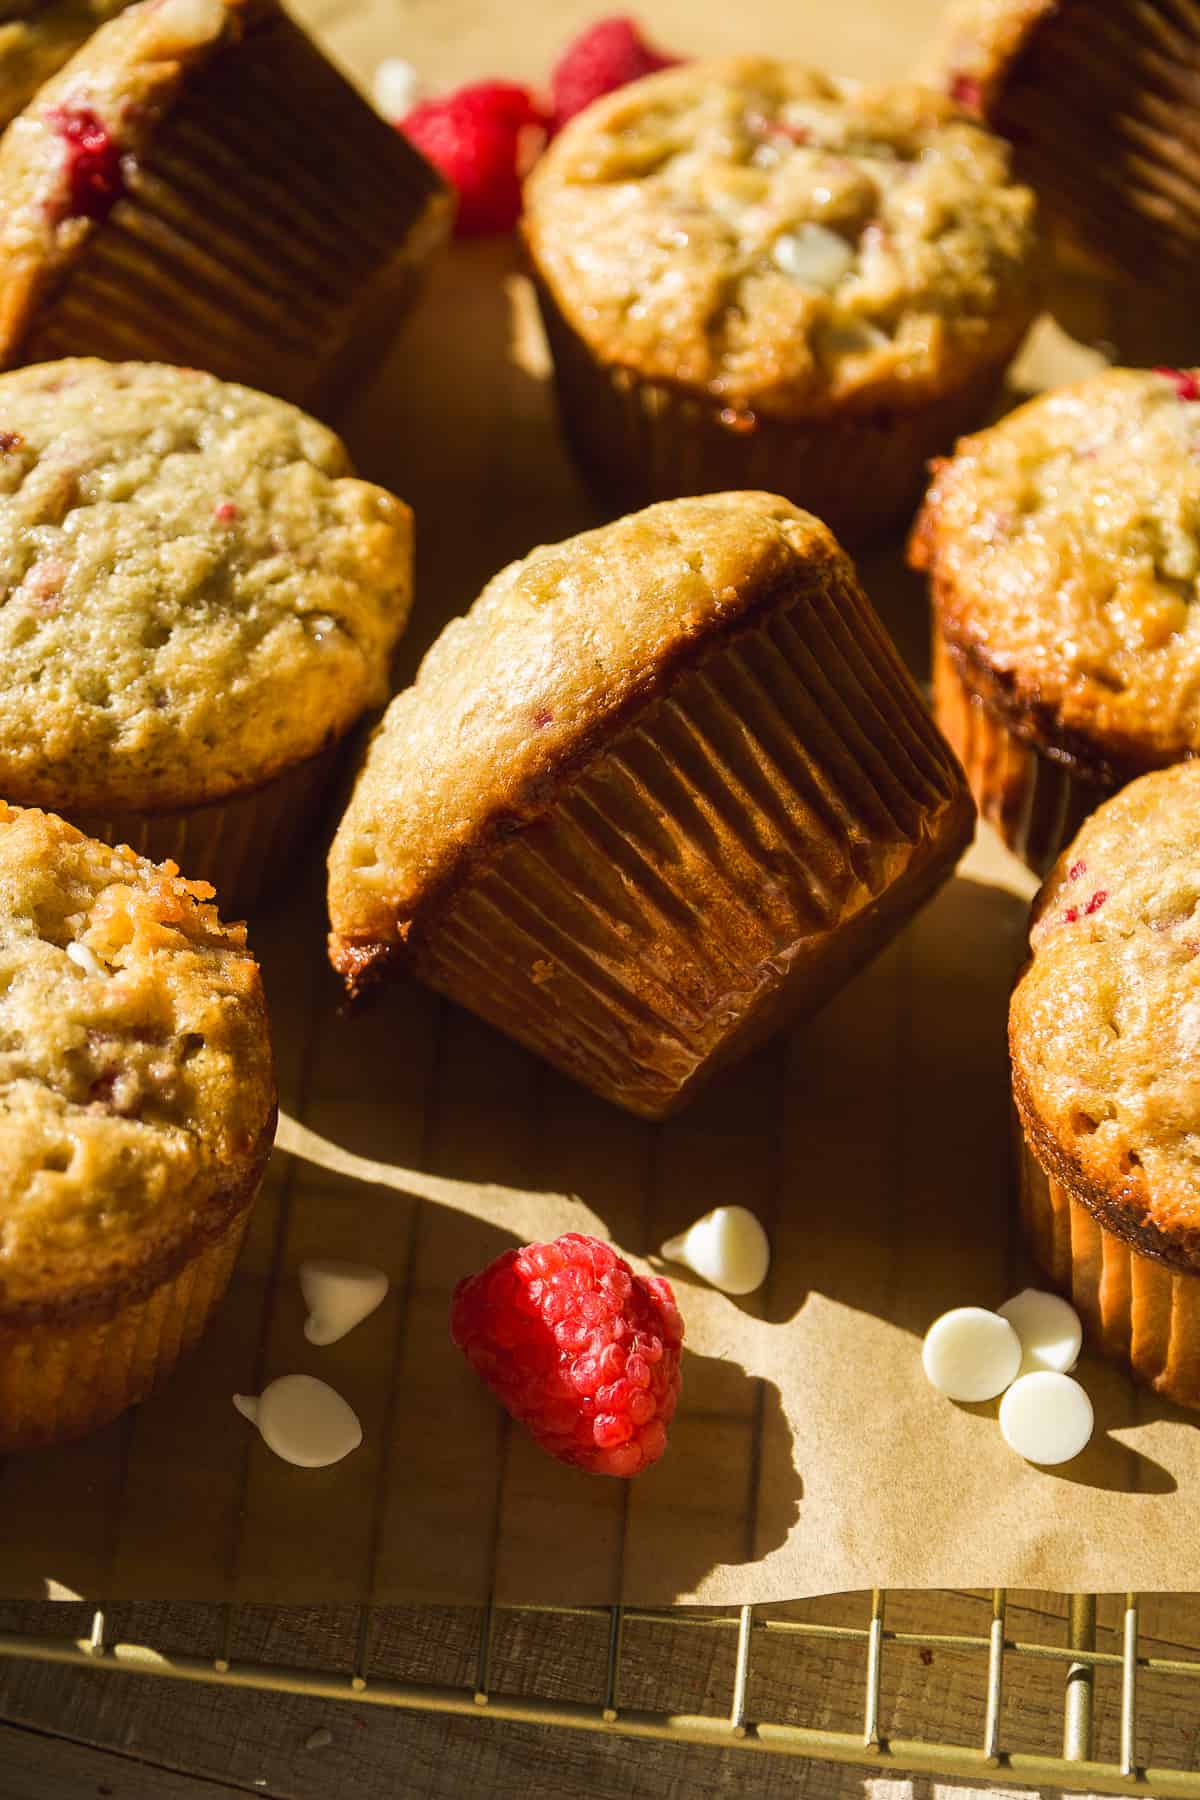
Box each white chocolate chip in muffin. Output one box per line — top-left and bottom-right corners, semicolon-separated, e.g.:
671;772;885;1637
373;57;421;120
772;222;855;288
65;941;106;978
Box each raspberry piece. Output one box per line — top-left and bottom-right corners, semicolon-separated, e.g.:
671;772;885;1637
1085;888;1108;915
47;106;123;221
451;1232;683;1477
949;72;983;111
1068;860;1086;881
551;16;682;130
1155;366;1200;401
398;81;547;236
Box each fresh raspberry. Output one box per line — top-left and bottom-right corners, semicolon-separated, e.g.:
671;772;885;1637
551;16;682;130
451;1232;683;1477
47;107;123;221
398;81;547;236
1155;366;1200;401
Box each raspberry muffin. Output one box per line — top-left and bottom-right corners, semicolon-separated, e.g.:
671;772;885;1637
0;0;451;411
0;0;135;130
919;0;1200;317
0;359;413;910
1012;764;1200;1410
523;59;1041;543
0;803;275;1451
328;492;973;1119
912;367;1200;873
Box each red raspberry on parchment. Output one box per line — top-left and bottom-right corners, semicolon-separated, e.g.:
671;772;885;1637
398;80;547;236
550;16;682;130
451;1232;683;1477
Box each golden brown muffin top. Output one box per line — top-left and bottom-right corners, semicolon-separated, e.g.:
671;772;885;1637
0;803;275;1321
0;0;136;133
0;358;412;810
523;58;1041;419
1011;764;1200;1271
0;0;260;357
328;492;851;985
912;367;1200;776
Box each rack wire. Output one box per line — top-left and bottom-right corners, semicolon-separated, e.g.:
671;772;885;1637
3;1589;1200;1792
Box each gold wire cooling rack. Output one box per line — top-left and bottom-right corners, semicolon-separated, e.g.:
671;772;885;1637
3;1590;1200;1793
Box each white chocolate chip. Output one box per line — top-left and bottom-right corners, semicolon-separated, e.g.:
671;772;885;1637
999;1372;1094;1465
151;0;226;51
660;1206;770;1296
66;941;106;978
921;1306;1021;1402
771;222;855;289
373;57;421;119
998;1288;1082;1376
300;1259;389;1346
233;1376;362;1468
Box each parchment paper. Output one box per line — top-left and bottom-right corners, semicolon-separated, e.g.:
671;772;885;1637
4;0;1197;1610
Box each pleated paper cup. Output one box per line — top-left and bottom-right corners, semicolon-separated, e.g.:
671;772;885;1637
533;274;1017;546
984;0;1200;301
19;5;452;416
1018;1128;1200;1411
932;623;1105;875
415;573;974;1119
0;1163;263;1453
67;740;342;916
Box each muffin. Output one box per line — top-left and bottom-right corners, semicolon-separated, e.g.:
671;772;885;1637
0;358;413;910
1011;764;1200;1410
0;0;452;411
0;802;275;1451
0;0;135;131
911;366;1200;874
327;492;974;1119
918;0;1200;329
522;59;1042;544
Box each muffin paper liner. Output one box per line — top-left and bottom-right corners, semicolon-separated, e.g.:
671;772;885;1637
0;1199;252;1453
992;0;1200;293
416;578;973;1119
69;741;341;915
932;623;1105;876
19;5;452;414
533;275;1015;544
1018;1128;1200;1410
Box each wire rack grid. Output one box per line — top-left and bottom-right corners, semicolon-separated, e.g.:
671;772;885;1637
3;1588;1200;1793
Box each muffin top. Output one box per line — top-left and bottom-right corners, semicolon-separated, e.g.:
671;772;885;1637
0;0;254;356
0;0;136;133
913;368;1200;777
0;803;275;1321
1011;763;1200;1271
523;58;1041;418
0;358;412;809
328;492;851;985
